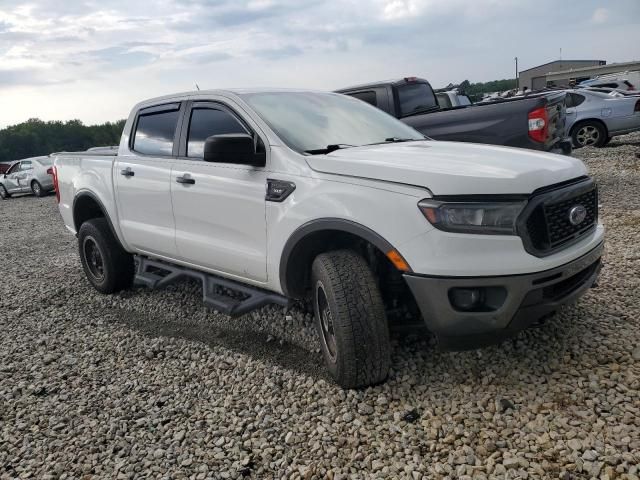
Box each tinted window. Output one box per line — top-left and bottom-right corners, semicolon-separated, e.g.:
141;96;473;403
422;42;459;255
397;83;438;116
349;91;377;106
133;109;180;156
187;108;247;158
566;93;586;108
6;163;20;174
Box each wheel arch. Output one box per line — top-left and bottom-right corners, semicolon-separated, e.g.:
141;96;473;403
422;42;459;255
279;218;409;298
72;191;120;242
570;118;609;137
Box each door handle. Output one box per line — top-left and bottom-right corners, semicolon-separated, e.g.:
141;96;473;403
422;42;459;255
176;175;195;185
120;168;135;177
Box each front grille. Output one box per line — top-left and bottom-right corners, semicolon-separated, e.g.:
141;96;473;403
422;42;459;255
520;180;598;256
544;188;598;247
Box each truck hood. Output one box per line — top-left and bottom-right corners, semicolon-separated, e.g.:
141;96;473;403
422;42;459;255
305;141;587;195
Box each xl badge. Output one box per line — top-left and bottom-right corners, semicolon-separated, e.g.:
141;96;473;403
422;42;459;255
568;205;587;226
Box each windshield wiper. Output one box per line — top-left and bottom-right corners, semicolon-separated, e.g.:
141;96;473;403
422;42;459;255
364;137;427;146
304;144;355;155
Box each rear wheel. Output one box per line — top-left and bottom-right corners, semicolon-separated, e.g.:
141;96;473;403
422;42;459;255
311;250;390;389
78;218;134;294
572;121;607;148
0;185;10;200
31;180;45;197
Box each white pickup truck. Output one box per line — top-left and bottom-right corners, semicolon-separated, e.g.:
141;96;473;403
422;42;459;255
53;89;604;388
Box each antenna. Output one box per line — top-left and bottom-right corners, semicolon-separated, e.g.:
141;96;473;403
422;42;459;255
195;83;200;91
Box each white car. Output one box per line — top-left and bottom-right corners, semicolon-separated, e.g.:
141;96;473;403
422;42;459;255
435;91;472;108
52;89;604;388
0;156;55;199
579;71;640;91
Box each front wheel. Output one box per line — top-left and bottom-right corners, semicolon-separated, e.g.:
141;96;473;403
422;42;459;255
572;121;607;148
31;180;45;197
0;185;10;200
311;250;390;389
78;218;134;294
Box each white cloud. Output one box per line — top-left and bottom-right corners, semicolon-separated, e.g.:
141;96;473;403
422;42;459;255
0;0;638;128
591;7;608;24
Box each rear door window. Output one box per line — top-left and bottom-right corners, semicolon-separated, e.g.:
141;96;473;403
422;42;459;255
349;91;378;107
396;83;438;116
20;161;33;171
186;107;248;158
566;93;586;108
133;107;180;156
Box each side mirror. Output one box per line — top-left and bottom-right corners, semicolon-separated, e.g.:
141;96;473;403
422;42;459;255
203;133;266;167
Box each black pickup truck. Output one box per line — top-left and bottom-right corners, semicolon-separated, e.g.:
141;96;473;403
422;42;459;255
336;77;572;154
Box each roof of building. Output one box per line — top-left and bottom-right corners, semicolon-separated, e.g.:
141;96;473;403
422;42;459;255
519;60;605;74
547;60;640;75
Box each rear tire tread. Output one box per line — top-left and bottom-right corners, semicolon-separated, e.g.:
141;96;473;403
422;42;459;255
78;218;134;294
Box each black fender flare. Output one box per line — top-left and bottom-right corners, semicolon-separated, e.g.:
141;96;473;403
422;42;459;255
279;218;402;298
72;190;120;242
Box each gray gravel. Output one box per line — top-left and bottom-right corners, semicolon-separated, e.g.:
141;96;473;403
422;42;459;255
1;133;639;479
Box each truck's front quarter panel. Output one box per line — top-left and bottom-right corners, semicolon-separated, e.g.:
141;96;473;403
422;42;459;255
266;171;432;295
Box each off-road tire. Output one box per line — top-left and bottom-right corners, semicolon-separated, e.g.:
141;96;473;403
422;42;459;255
0;185;10;200
31;180;45;197
571;121;607;148
311;250;390;389
78;218;134;294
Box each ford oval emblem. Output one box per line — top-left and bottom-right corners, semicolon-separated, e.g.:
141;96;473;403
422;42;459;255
568;205;587;226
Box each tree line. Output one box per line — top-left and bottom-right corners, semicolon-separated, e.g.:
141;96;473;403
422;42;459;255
0;118;126;163
438;79;518;102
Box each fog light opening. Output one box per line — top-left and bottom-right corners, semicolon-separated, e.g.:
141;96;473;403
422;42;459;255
449;288;485;311
448;286;507;313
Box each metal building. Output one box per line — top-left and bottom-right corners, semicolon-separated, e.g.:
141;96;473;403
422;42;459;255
546;60;640;87
519;60;605;90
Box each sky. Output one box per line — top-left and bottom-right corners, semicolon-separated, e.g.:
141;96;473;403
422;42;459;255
0;0;639;128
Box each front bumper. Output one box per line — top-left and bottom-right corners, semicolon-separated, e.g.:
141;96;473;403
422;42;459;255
403;242;603;350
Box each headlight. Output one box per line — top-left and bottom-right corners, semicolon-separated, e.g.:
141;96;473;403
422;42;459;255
418;199;526;234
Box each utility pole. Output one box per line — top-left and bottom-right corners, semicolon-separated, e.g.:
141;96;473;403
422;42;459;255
515;57;518;90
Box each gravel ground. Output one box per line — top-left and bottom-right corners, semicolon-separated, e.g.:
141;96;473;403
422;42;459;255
1;133;639;479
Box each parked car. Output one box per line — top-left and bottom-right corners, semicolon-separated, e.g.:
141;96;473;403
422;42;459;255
52;89;603;388
435;90;472;108
336;77;572;154
0;156;55;199
579;71;640;91
0;162;11;175
581;87;640;97
565;90;640;147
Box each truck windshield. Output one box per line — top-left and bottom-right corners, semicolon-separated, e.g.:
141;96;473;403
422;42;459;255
397;83;438;116
240;92;425;154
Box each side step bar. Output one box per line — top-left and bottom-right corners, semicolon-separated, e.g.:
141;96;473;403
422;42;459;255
133;256;290;318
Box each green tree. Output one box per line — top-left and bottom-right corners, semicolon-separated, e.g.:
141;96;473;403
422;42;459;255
454;78;517;102
0;118;126;163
